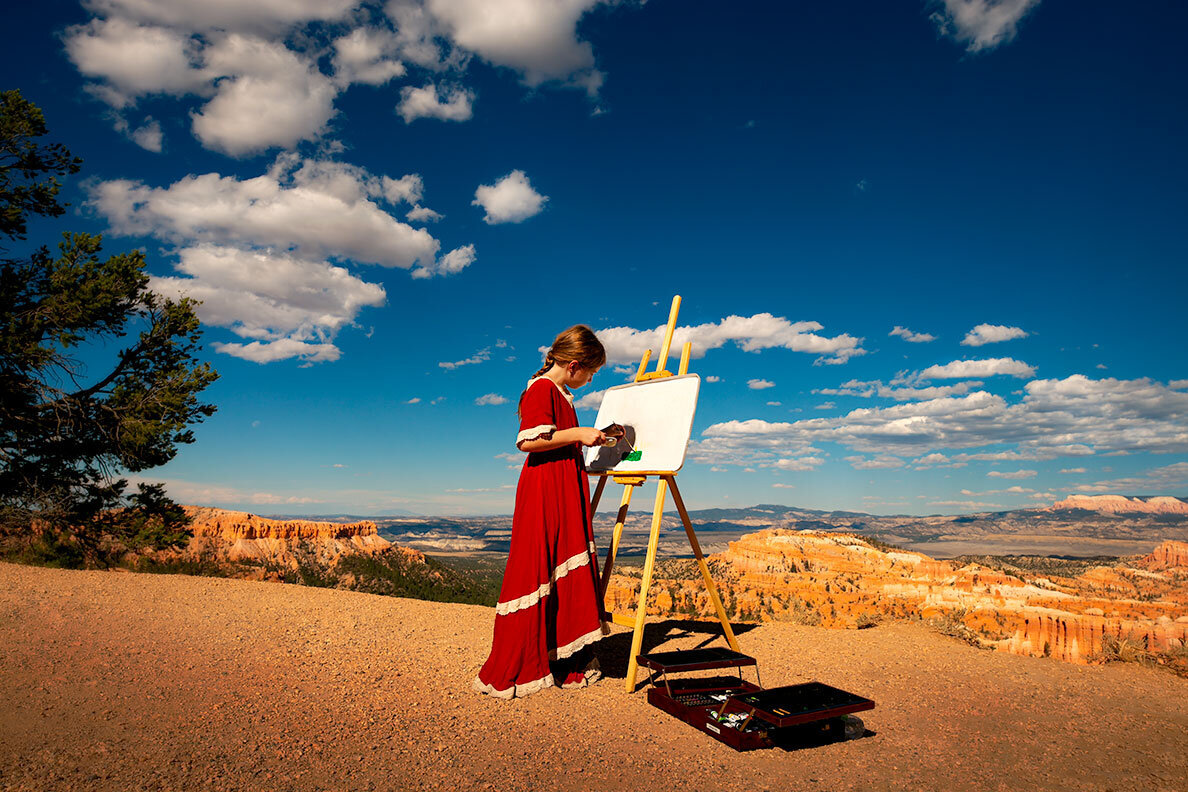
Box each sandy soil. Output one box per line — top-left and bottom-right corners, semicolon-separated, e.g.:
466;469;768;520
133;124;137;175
1;561;1185;792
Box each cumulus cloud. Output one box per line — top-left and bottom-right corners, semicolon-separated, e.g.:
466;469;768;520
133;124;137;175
90;156;443;269
748;379;775;390
1074;462;1188;494
439;348;491;370
919;358;1035;380
818;379;985;401
472;170;549;224
845;455;906;470
986;469;1037;479
196;34;340;156
397;83;475;122
64;17;206;106
574;389;606;410
92;155;474;363
150;244;385;364
411;243;476;279
698;375;1188;466
596;313;865;367
81;0;356;34
332;27;406;86
425;0;608;92
929;0;1040;52
475;393;509;406
889;326;936;343
961;323;1029;347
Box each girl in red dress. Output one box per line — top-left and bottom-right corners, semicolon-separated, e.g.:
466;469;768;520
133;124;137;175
473;325;610;698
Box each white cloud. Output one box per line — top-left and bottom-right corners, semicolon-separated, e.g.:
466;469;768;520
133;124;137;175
748;379;775;390
845;455;906;470
929;0;1041;52
1060;467;1086;474
332;27;406;86
150;245;386;363
425;0;607;93
411;243;476;279
397;83;475;122
192;34;338;156
82;0;356;34
698;375;1188;465
596;313;865;367
407;397;422;404
774;457;824;471
472;170;548;224
961;323;1029;347
574;389;605;410
818;379;986;401
90;156;443;269
705;375;721;383
919;358;1035;379
766;401;781;407
130;118;163;151
475;393;509;406
1074;462;1188;494
986;469;1037;479
815;401;836;410
406;205;443;223
439;348;490;370
64;17;206;106
889;326;935;343
213;338;341;364
772;483;796;489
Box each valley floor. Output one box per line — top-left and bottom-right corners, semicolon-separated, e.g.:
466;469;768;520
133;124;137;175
1;562;1185;792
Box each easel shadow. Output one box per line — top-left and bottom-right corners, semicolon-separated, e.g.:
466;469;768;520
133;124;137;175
593;618;760;691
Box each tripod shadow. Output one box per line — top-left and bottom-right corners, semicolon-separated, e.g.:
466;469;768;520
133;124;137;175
769;717;878;752
592;618;760;692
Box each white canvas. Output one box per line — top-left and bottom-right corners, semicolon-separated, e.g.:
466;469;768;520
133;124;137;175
583;374;700;474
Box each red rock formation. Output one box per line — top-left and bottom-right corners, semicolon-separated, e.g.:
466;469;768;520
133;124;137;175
1136;540;1188;570
604;529;1188;669
1049;494;1188;515
178;506;392;568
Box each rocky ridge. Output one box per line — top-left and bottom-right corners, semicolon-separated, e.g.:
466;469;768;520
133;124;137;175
604;530;1188;672
1048;494;1188;515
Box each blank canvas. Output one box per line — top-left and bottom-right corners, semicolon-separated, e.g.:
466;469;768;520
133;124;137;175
583;374;700;474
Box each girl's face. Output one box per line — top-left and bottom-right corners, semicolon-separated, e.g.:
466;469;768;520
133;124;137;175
563;361;599;389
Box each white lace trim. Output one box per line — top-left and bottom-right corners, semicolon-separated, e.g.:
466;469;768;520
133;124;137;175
526;375;574;405
516;423;556;448
495;548;592;616
472;672;555;700
550;623;609;661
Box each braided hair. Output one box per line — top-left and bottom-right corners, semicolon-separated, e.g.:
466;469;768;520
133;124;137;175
517;325;607;416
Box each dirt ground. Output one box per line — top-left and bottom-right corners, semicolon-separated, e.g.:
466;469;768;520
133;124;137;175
1;562;1185;792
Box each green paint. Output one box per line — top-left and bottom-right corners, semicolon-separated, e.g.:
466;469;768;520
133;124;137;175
624;450;642;462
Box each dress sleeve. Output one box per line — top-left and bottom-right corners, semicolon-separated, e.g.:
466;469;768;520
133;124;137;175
516;380;556;449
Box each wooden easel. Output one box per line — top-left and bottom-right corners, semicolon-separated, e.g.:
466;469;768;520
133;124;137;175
589;295;740;692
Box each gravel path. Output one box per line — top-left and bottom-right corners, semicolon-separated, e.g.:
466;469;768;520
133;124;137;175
1;562;1185;792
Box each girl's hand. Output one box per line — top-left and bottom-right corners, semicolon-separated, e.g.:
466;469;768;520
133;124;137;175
573;427;607;447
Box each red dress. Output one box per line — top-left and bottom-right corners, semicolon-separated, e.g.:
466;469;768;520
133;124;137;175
472;377;607;698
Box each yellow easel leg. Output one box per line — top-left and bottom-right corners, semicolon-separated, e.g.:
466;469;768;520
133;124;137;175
626;478;667;692
666;475;740;651
600;483;635;599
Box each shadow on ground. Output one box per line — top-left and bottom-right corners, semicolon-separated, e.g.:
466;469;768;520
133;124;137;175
592;618;760;690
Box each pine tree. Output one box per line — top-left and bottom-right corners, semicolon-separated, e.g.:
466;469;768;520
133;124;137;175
0;90;218;564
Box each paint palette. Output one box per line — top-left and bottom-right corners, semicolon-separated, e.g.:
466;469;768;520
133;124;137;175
637;649;875;752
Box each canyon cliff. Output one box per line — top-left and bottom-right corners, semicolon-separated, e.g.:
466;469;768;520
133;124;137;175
1048;494;1188;515
604;530;1188;672
182;506;394;569
136;507;496;605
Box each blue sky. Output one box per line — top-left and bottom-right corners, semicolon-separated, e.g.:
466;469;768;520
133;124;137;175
5;0;1187;516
